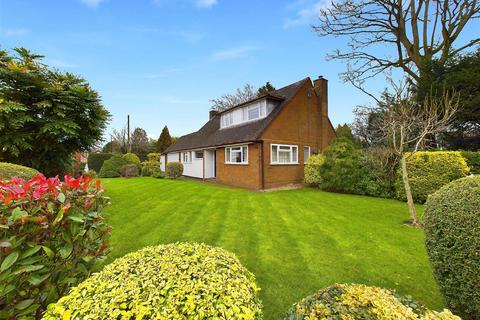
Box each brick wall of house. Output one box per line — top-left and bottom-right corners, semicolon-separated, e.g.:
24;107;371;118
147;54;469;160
215;143;262;189
260;78;335;189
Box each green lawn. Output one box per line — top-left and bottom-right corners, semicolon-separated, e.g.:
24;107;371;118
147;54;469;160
101;177;442;319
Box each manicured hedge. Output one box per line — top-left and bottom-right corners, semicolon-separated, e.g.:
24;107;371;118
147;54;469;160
461;150;480;174
0;162;38;180
304;154;324;186
122;152;141;169
396;151;470;203
166;161;183;179
87;153;113;173
284;284;459;319
424;176;480;319
98;154;128;178
141;153;162;177
43;243;263;319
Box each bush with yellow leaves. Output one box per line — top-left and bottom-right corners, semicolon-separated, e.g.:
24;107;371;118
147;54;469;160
43;242;263;320
284;284;459;320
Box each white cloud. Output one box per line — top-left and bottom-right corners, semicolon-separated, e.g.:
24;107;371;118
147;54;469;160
0;28;29;37
211;45;258;60
284;0;330;28
80;0;105;8
194;0;217;8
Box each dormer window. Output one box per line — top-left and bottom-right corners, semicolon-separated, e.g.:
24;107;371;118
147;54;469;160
220;98;275;129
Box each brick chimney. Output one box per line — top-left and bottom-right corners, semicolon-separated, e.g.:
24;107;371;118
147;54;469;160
313;75;328;117
209;109;219;120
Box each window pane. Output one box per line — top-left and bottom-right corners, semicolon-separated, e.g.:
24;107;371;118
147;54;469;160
272;145;278;162
292;147;298;162
242;146;247;162
279;150;290;163
226;148;230;162
304;147;310;162
195;151;203;159
248;106;260;120
233;151;242;163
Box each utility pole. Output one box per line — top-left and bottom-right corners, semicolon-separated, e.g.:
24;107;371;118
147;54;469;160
127;114;131;153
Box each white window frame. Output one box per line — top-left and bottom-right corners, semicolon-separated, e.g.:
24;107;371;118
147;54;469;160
194;151;203;159
303;146;311;164
220;112;233;128
182;151;192;164
242;102;267;122
270;144;299;165
225;145;248;165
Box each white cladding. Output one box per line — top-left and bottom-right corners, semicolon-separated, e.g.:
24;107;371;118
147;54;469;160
220;98;278;129
167;152;179;163
160;155;166;172
181;151;203;178
204;150;215;178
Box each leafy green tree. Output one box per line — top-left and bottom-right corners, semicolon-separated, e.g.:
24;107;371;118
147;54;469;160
257;82;275;95
102;140;122;153
156;126;173;153
335;123;355;141
417;49;480;150
0;48;109;176
131;127;149;160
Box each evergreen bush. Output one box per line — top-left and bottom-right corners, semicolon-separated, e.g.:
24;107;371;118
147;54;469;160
166;162;183;179
0;162;39;180
98;154;128;178
87;153;113;173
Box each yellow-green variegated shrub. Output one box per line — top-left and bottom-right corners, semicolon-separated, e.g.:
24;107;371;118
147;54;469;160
304;154;325;186
43;242;263;320
284;284;459;320
396;151;470;203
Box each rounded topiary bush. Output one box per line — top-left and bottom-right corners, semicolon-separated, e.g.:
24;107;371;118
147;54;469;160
424;176;480;319
87;153;113;173
123;152;141;169
43;242;263;320
0;162;39;180
120;164;139;177
304;154;324;186
166;161;183;179
284;284;459;320
98;154;128;178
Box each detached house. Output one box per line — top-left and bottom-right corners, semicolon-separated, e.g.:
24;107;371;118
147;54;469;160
162;76;336;190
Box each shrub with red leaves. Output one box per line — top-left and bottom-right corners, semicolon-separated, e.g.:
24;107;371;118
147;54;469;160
0;174;111;319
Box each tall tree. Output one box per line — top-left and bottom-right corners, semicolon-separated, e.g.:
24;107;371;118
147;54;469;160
210;84;257;111
156;126;173;153
377;80;458;227
417;48;480;150
0;48;110;176
257;82;276;95
130;127;150;159
314;0;480;97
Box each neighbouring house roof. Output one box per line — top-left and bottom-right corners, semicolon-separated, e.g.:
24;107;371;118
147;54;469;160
163;77;309;154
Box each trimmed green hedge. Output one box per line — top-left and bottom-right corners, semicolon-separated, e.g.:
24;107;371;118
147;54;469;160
284;284;459;319
461;150;480;174
166;162;183;179
87;153;113;173
424;176;480;319
98;154;128;178
43;243;263;319
120;164;139;177
0;162;38;180
123;153;141;169
396;151;470;203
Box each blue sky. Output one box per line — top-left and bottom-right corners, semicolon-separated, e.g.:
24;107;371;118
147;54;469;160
0;0;479;140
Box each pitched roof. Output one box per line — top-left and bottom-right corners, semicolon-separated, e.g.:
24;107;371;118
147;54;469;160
163;77;309;154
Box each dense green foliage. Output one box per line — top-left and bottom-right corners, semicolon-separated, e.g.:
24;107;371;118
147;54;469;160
122;152;141;169
284;284;459;320
98;154;128;178
424;176;480;319
141;153;162;177
87;153;113;173
0;174;110;318
304;154;324;186
43;243;263;319
103;178;442;319
0;162;38;180
166;161;183;179
461;150;480;174
396;152;469;203
120;164;139;177
257;82;276;95
131;127;150;160
156;126;173;153
0;48;109;176
417;49;480;150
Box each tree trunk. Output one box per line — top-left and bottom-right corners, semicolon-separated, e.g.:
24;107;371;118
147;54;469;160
401;155;420;227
